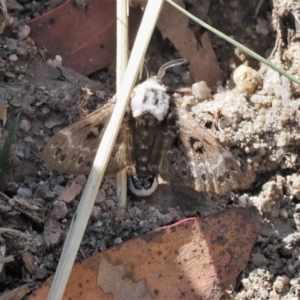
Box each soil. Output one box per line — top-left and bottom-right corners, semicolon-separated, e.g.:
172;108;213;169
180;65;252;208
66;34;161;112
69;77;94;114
1;0;300;299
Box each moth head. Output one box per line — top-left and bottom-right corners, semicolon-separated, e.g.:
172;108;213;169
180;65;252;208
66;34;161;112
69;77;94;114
131;77;170;122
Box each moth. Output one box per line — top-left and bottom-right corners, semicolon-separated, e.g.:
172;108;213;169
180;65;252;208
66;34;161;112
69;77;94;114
42;59;242;196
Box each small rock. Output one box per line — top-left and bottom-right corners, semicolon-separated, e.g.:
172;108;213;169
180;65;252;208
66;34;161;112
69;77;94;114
45;117;64;129
124;219;132;229
51;201;68;220
17;187;32;198
95;90;106;100
272;98;282;108
192;81;211;100
8;54;18;61
233;65;262;94
238;194;249;206
105;199;115;208
101;182;109;190
252;253;269;267
96;189;106;203
241;278;252;290
24;136;33;143
106;188;113;196
19;119;31;131
74;175;87;186
279;209;288;220
90;206;103;221
35;266;47;280
53;184;65;196
114;237;122;244
51;57;62;68
276;132;288;147
251;181;282;216
274;275;290;293
17;24;31;40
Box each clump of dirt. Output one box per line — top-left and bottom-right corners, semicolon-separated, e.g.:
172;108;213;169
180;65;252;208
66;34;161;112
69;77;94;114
1;0;300;299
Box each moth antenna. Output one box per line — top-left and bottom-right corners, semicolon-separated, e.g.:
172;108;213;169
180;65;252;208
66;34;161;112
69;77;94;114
157;58;188;82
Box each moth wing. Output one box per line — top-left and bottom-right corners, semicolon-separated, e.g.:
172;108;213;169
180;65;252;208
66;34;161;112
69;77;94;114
149;104;242;194
42;103;133;175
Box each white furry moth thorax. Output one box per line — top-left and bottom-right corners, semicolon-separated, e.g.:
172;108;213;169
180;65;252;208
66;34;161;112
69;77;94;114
42;64;242;196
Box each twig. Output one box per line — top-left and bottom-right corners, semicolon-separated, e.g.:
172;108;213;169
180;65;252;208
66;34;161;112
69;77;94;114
0;228;31;239
116;0;129;208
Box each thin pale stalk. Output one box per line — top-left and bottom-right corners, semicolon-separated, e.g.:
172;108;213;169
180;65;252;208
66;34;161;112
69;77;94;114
116;0;129;208
47;0;165;299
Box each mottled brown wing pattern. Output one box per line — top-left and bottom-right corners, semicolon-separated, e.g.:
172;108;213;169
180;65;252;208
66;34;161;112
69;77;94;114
42;103;133;175
149;103;242;194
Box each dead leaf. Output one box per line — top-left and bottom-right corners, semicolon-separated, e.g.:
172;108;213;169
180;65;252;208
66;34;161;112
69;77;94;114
29;0;142;75
28;207;257;300
155;0;223;86
58;181;82;203
43;219;63;248
0;101;7;126
160;2;222;85
0;284;30;300
22;251;37;274
0;242;6;275
14;197;45;224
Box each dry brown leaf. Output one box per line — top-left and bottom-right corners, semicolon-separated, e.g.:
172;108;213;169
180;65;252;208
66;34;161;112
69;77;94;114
58;181;82;203
14;197;45;224
29;207;257;300
22;251;37;274
156;0;222;86
0;101;7;126
29;0;142;75
134;0;222;86
0;284;30;300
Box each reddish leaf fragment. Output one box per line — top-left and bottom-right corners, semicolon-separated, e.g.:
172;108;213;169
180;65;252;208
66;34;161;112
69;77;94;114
58;181;82;203
29;0;142;75
22;251;37;274
29;207;257;300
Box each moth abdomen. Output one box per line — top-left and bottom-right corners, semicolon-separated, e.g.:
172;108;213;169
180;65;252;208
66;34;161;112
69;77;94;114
129;175;158;197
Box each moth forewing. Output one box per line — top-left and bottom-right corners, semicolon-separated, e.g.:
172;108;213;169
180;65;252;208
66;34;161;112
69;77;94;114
149;103;242;195
42;103;133;175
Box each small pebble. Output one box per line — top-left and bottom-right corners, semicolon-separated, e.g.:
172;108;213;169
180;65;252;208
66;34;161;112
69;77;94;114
192;81;211;100
105;199;115;208
19;119;31;131
233;65;262;94
51;201;68;220
17;187;33;198
252;253;269;267
17;24;31;40
9;54;18;61
90;206;103;221
114;237;123;244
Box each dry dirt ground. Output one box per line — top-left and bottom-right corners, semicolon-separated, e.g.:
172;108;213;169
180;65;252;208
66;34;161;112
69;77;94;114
1;0;300;299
